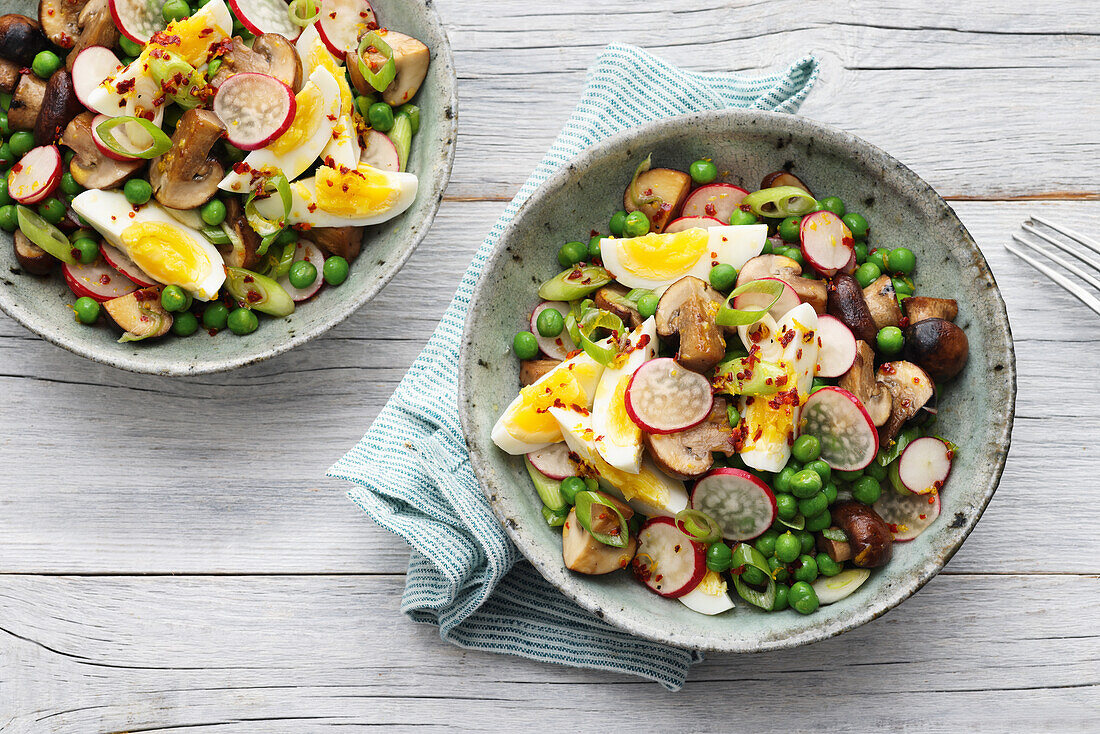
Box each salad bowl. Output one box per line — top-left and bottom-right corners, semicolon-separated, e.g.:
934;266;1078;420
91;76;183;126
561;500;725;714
458;109;1015;652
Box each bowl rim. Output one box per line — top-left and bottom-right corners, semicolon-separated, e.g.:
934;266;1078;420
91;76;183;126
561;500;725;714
459;108;1017;653
0;6;459;377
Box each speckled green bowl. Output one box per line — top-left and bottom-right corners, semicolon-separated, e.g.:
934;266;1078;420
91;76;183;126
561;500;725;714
459;110;1016;652
0;0;456;375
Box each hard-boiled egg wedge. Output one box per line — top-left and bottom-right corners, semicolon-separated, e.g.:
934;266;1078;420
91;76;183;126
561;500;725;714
297;23;361;169
678;570;735;615
491;351;605;455
549;405;689;517
256;163;418;227
600;225;767;292
738;302;820;473
218;66;342;193
71;190;226;301
591;317;657;474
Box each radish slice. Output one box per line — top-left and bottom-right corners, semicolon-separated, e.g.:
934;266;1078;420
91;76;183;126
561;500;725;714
897;437;953;495
815;314;857;378
90;114;143;161
632;516;706;598
360;129;400;172
63;257;139;302
530;302;576;360
800;210;854;276
812;568;870;605
317;0;377;58
229;0;302;40
624;358;714;434
8;146;62;204
681;183;749;222
214;73;297;151
72;46;124;110
663;215;725;234
733;276;800;321
109;0;169;44
691;468;777;541
800;386;879;470
875;489;941;542
526;443;577;480
277;239;325;301
100;242;156;287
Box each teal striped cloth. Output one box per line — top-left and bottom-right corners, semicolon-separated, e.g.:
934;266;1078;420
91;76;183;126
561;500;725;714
329;44;819;690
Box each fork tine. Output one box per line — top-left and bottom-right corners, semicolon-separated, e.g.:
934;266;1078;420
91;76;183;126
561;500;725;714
1029;214;1100;258
1006;242;1100;317
1021;223;1100;273
1013;233;1100;291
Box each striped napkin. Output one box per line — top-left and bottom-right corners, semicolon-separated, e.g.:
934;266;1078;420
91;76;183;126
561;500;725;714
329;43;819;690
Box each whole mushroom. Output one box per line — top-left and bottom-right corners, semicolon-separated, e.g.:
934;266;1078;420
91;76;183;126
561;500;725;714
149;108;226;210
904;317;969;382
62;112;142;189
348;29;430;106
65;0;119;70
876;360;935;444
862;274;902;331
827;272;878;344
562;506;637;575
838;339;892;426
736;253;827;314
645;397;736;479
831;501;893;568
655;276;726;373
0;14;48;65
904;296;958;324
34;69;84;145
39;0;83;48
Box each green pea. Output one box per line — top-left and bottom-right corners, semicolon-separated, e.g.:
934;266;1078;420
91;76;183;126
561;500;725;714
560;476;585;505
793;530;813;556
774;531;801;563
72;296;100;324
782;245;804;266
753;530;778;558
172;311;199;337
768;555;789;582
0;110;8;136
770;583;790;611
823;481;838;505
774;466;797;494
162;0;190;22
778;216;802;243
557;240;586;267
817;196;846;217
791;434;821;463
0;143;12;169
869;248;890;271
59;172;83;197
866;462;888;482
793;554;818;584
536;306;564;337
289;260;318;289
836;468;864;483
816;552;843;577
160;285;190;312
31;50;62;79
876;326;904;356
368;102;395;132
853;242;869;263
588;235;602;260
852;476;882;505
608;209;628;236
37;197;65;224
760;239;774;255
323;255;349;286
805;459;832;484
805;509;832;532
623;210;650;237
202;302;229;330
0;179;12;206
798;491;829;519
200;198;226;226
775;492;798;521
0;204;18;231
888;247;916;275
72;238;99;264
123;179;153;205
689;159;718;185
855;261;881;288
9;131;34;158
726;403;740;428
706;542;732;572
729;208;758;226
636;292;659;319
892;277;915;297
789;469;822;499
843;212;869;240
741;564;769;586
119;35;144;57
789;581;819;614
709;263;737;291
513;330;538;359
227;307;259;335
63;148;75;165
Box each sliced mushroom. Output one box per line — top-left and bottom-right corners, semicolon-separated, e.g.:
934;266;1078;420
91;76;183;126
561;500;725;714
103;286;173;340
817;529;852;563
34;69;84;145
735;254;826;314
562;507;637;575
8;73;46;131
826;272;877;344
0;58;19;93
838;340;892;427
66;0;119;70
593;283;643;329
210;37;270;87
252;33;303;91
0;15;48;65
311;226;364;260
655;276;725;373
219;197;261;269
520;358;561;386
13;230;56;274
62;112;143;188
903;296;958;324
150;108;225;209
761;170;813;196
862;274;902;331
353;30;430;106
623;167;692;234
876;360;935;444
831;501;892;568
39;0;84;49
904;317;969;382
645;397;735;479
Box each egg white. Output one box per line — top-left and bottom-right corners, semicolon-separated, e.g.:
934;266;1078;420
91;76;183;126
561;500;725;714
255;167;418;228
679;570;735;615
296;24;361;169
591;317;657;474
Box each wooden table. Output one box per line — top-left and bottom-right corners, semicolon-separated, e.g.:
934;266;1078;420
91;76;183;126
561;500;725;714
3;1;1098;730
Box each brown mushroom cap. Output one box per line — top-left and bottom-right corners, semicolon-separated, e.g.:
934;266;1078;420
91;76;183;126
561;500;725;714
34;69;84;145
862;274;902;331
0;14;48;65
876;360;935;444
903;317;969;382
655;276;726;373
817;529;852;563
39;0;83;48
357;30;430;107
103;286;173;340
150;108;225;210
562;508;637;575
831;501;892;568
903;296;958;324
760;170;813;196
645;397;735;479
827;273;877;344
62;112;143;189
8;73;46;131
520;359;560;386
593;283;643;329
66;0;119;70
838;339;892;426
252;34;303;91
311;226;363;260
13;230;56;275
735;253;826;314
623;168;692;234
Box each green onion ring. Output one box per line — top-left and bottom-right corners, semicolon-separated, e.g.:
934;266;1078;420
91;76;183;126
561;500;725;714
288;0;320;26
574;490;629;548
200;225;231;246
94;116;172;160
357;31;397;93
777;513;805;531
742;185;818;218
576;305;625;366
730;543;776;609
627;153;662;208
16;205;74;264
541;505;568;527
715;279;786;327
244;172;292;253
675;509;722;544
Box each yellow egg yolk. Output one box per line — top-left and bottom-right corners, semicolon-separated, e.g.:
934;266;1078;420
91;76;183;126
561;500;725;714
308;43;354;115
605;375;640;447
314;165;400;216
121;222;208;286
150;13;228;66
615;228;708;280
269;82;326;156
695;570;728;596
505;370;587;443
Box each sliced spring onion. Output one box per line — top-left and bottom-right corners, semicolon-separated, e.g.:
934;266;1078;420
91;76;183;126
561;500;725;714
524;456;567;512
821;527;849;543
675;509;722;544
576;306;624;366
224;267;295;317
933;435;960;456
357;31;397;93
388;112;412;173
777;513;805;530
244;172;292;254
542;505;568;527
712;356;786;396
715;279;785;327
574;490;629;548
730;543;776;609
627;153;661;208
273;240;296;279
147;51;203;109
537;265;612;301
95;116;172;159
877;425;921;466
288;0;320;26
16;205;74;264
742;185;818;218
624;288;652;304
201;225;231;246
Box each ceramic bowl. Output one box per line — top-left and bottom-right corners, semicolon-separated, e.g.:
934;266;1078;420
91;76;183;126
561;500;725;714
459;110;1015;652
0;0;457;375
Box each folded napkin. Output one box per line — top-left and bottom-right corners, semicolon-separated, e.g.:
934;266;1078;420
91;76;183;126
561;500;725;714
329;43;818;690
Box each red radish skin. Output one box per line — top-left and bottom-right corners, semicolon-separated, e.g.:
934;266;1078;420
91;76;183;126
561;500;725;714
632;516;707;598
8;146;62;204
277;239;326;301
317;0;378;58
815;314;858;378
214;73;297;150
875;490;941;542
800;210;854;276
72;46;123;110
681;183;750;222
360;129;400;172
530;302;576;360
229;0;302;40
663;215;726;234
109;0;169;44
63;258;139;301
733;276;800;321
526;443;577;480
897;437;953;495
624;358;714;434
800;386;879;470
691;468;777;541
100;243;156;287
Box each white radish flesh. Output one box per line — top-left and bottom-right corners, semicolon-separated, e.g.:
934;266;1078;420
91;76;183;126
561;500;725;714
317;0;378;58
229;0;302;40
681;183;749;222
800;210;854;276
100;243;156;287
91;114;141;161
624;358;714;434
109;0;169;44
530;302;576;360
526;443;577;480
800;386;879;470
691;468;777;541
8;146;62;204
277;239;326;301
663;215;725;234
898;437;953;495
63;258;138;302
815;314;858;378
633;516;706;598
214;73;297;151
72;46;124;110
733;276;800;321
874;489;941;542
812;568;870;605
360;129;400;172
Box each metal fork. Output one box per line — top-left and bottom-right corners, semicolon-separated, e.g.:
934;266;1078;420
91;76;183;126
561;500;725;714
1005;215;1100;316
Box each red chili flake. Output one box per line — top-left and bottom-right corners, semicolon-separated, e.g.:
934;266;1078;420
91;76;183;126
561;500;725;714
919;514;927;520
636;334;651;349
200;27;214;37
796;348;803;359
11;163;22;173
99;274;110;285
779;329;796;347
243;275;255;283
246;291;261;303
149;31;182;47
881;363;897;375
704;202;716;216
899;316;910;329
802;329;815;343
673;544;681;553
776;374;788;386
753;427;763;441
307;203;318;213
117;78;137;94
233;162;251;174
768;388;800;410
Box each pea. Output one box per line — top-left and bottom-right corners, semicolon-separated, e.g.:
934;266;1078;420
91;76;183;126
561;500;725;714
876;326;904;356
888;247;916;275
754;530;778;558
608;209;628;236
774;531;801;563
172;311;199;337
852;476;882;505
789;581;819;614
892;276;915;297
770;583;790;611
817;552;842;577
160;285;191;312
789;469;822;499
741;564;769;586
823;481;838;505
725;403;740;428
513;330;538;359
202;302;229;330
706;542;732;572
805;459;832;484
623;210;650;237
866;462;888;482
805;509;832;532
323;255;349;286
0;204;17;231
560;476;585;505
636;292;659;319
728;208;757;226
9;131;34;158
162;0;190;23
775;492;798;521
836;468;864;483
123;179;153;205
854;261;881;288
817;196;846;217
689;159;718;185
843;212;869;240
72;296;100;324
37;197;65;224
0;143;12;168
72;237;99;264
0;110;8;136
59;172;83;197
869;248;890;271
368;102;395;132
774;466;797;493
778;216;802;243
119;35;144;57
554;240;584;268
853;242;869;263
791;434;821;463
588;235;602;260
798;491;829;519
31;50;62;79
289;260;318;289
0;179;11;206
782;245;804;266
63;148;75;165
709;263;737;291
768;555;789;582
793;554;819;584
760;239;774;255
536;306;564;337
200;198;226;226
227;307;258;335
